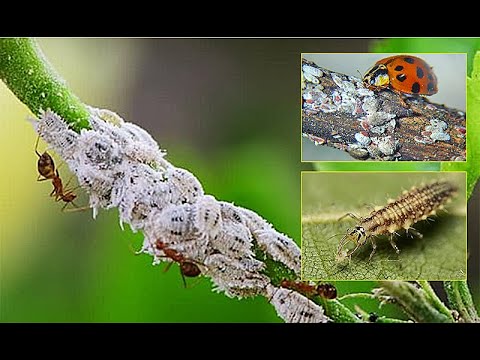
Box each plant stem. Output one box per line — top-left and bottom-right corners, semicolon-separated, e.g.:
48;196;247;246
444;281;480;323
0;38;90;132
378;281;453;323
417;281;454;322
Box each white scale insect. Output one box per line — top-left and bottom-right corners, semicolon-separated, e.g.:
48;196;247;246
164;167;204;205
32;109;322;323
205;253;269;298
254;229;301;275
266;285;329;323
192;195;222;240
211;220;255;258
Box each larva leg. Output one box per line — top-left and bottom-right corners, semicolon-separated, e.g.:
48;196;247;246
338;213;362;222
368;237;377;261
408;227;423;239
389;234;401;254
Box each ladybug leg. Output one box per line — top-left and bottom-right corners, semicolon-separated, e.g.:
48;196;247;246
391;89;410;108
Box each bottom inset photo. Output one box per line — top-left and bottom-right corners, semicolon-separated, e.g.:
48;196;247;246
301;171;466;281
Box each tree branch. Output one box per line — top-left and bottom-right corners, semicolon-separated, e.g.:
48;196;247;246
302;59;466;161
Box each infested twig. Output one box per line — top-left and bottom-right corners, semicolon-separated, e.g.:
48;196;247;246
32;108;330;323
302;59;466;161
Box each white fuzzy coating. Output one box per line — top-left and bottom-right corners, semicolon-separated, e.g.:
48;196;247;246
266;285;329;323
205;253;269;298
211;221;255;258
355;132;371;147
146;203;195;242
192;195;222;240
254;229;301;275
31;109;320;323
304;72;319;84
302;65;323;78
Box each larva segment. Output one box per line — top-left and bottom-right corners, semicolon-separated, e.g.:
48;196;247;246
336;181;457;261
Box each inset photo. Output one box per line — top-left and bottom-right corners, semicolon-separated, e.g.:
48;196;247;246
301;53;467;161
301;171;466;281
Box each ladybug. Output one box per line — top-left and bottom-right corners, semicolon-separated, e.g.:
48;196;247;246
363;55;438;96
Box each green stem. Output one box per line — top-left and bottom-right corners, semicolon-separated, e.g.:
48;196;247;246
417;281;454;322
444;281;480;323
0;38;90;132
378;281;453;323
338;293;377;302
318;298;363;323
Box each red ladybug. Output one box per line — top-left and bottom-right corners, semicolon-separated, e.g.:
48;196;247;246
363;55;438;96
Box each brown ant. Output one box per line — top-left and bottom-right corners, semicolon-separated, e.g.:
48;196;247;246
280;279;337;300
155;239;202;287
35;136;85;211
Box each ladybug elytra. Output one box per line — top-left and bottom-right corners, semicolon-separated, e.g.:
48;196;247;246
363;55;438;96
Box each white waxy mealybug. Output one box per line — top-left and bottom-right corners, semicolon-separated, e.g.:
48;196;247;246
164;167;204;205
219;201;246;225
254;229;301;275
238;207;273;233
355;132;371;147
205;253;269;298
146;203;194;241
302;65;323;78
266;285;329;323
211;221;254;258
192;195;222;240
331;73;344;88
336;180;458;262
303;72;319;84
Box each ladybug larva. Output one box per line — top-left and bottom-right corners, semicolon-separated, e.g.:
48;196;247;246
363;55;438;96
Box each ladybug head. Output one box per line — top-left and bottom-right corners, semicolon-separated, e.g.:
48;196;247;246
363;64;390;90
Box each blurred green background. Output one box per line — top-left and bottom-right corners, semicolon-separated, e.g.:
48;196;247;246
0;38;478;322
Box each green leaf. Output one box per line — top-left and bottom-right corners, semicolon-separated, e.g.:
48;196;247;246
301;172;467;280
443;51;480;199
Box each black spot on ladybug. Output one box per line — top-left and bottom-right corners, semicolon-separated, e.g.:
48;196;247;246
404;57;415;64
416;66;424;78
394;65;404;71
396;73;407;82
428;73;434;81
411;82;421;93
427;82;435;92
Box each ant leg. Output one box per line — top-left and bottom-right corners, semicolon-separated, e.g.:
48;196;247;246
368;237;377;262
34;135;42;157
179;267;187;288
62;174;76;190
62;200;91;212
163;262;173;273
389;234;400;254
337;213;362;222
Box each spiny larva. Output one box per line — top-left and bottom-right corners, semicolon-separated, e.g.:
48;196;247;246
336;180;457;262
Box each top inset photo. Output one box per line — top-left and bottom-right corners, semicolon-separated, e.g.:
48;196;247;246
301;53;466;162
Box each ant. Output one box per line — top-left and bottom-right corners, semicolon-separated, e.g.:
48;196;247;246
155;239;202;287
35;136;84;211
280;279;337;300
